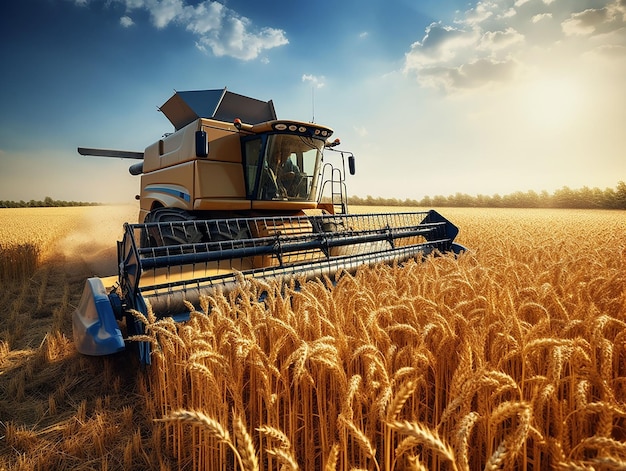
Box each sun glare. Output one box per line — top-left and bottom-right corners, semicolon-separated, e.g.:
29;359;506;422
521;77;583;130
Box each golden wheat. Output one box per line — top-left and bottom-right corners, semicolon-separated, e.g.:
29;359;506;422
2;207;625;470
138;208;626;470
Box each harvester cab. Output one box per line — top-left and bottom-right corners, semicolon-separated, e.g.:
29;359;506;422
74;88;465;362
79;89;351;224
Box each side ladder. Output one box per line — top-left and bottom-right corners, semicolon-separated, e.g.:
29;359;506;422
320;163;349;214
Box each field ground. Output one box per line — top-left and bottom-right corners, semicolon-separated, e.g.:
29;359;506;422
0;206;624;470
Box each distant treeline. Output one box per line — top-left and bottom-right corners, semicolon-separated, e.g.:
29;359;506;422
0;196;101;208
350;182;626;210
3;182;626;210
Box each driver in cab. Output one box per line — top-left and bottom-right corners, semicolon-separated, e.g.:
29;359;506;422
271;149;304;198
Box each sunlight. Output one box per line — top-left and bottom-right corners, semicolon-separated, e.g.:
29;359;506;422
520;77;583;130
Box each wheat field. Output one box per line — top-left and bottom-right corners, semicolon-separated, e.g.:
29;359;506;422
0;207;624;470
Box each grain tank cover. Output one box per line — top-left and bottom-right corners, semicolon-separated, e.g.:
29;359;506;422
160;88;277;130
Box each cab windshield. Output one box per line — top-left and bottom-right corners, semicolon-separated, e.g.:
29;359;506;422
245;134;323;201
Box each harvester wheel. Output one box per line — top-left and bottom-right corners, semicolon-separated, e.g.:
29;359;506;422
206;220;251;241
143;207;203;247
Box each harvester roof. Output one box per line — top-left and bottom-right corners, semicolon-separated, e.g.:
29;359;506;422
160;88;277;131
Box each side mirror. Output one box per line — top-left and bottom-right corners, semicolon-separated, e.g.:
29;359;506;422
195;130;208;157
129;162;144;176
348;155;356;175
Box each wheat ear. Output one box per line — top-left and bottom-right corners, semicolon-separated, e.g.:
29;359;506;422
256;425;292;449
157;409;230;443
324;443;340;471
233;413;259;471
388;420;457;469
386;380;416;421
266;448;299;471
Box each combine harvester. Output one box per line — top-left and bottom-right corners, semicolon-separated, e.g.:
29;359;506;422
74;88;465;362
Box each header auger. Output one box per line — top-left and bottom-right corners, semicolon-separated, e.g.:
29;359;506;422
73;88;465;362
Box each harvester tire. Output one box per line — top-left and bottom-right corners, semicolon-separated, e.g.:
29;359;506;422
143;207;203;247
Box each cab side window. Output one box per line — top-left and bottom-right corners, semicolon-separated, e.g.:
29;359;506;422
243;138;262;197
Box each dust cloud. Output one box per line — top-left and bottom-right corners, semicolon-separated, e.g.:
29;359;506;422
53;205;139;277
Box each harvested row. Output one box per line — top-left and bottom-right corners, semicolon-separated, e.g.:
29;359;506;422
0;243;40;281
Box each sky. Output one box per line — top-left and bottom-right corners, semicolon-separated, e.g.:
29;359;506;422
1;0;625;203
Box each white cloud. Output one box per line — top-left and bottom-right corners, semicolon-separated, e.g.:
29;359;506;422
532;13;552;23
302;74;326;88
562;7;611;35
120;15;134;27
464;2;494;26
478;27;524;50
404;0;626;92
195;16;288;60
406;23;479;67
179;1;224;34
501;8;517;19
147;0;183;29
78;0;288;60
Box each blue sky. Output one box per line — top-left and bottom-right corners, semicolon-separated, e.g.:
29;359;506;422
1;0;625;203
